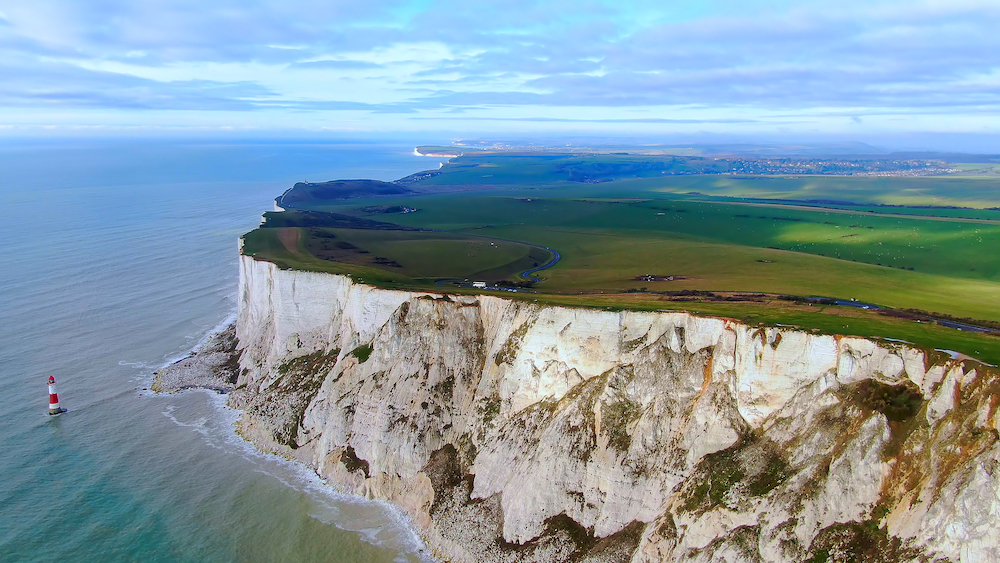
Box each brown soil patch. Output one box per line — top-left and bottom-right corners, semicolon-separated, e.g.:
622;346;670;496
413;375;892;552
276;227;301;255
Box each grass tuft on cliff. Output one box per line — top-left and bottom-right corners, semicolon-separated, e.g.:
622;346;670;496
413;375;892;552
349;344;373;363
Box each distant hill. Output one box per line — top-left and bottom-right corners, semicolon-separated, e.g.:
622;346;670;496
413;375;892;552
277;179;413;207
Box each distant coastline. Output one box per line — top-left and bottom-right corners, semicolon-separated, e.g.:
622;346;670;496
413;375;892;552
413;146;463;158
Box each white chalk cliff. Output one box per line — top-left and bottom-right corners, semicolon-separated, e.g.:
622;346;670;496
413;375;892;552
231;254;1000;562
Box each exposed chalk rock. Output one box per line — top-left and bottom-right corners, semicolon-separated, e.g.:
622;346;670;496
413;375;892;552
231;254;1000;563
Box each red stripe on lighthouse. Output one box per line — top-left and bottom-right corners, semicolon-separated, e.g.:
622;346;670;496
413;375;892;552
48;376;63;415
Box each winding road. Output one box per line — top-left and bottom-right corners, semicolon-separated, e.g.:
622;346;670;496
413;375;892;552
434;243;561;290
519;245;561;282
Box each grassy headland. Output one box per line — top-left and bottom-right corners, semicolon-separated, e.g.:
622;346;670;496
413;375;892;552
242;150;1000;365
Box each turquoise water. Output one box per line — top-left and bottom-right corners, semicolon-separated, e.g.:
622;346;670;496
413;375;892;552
0;138;444;562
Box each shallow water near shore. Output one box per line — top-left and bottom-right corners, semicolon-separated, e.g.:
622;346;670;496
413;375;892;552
0;138;445;561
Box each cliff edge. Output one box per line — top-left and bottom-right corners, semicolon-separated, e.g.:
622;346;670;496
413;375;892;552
230;254;1000;562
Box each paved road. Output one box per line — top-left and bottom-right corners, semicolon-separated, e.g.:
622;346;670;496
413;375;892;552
519;246;561;282
434;245;561;291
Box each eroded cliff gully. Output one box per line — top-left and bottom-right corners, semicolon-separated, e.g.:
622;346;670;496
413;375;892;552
230;255;1000;563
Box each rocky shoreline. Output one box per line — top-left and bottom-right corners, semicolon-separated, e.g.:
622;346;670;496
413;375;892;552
151;323;445;561
152;323;240;393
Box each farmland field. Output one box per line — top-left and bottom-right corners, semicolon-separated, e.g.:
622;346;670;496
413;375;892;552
402;153;1000;209
243;215;553;284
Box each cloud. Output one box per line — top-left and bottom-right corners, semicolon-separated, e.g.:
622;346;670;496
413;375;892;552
288;59;385;70
0;58;416;112
0;0;998;127
415;1;1000;111
267;99;418;113
413;116;761;124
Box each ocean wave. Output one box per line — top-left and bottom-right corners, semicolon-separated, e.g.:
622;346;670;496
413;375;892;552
190;310;238;354
120;309;239;392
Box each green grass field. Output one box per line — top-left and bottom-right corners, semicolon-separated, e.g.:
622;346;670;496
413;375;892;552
379;197;1000;283
248;194;1000;318
243;152;1000;365
242;225;553;283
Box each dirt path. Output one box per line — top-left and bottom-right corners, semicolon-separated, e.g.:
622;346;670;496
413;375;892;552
276;227;301;255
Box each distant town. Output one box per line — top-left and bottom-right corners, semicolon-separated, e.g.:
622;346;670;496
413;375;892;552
722;158;957;176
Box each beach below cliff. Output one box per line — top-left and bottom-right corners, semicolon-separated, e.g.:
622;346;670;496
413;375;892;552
153;323;240;393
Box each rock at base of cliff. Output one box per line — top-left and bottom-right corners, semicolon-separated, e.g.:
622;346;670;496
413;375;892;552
153;324;240;393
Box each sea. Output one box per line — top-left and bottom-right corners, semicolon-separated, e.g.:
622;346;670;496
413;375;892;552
0;137;447;562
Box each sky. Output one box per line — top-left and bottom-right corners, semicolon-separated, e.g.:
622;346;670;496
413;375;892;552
1;0;999;148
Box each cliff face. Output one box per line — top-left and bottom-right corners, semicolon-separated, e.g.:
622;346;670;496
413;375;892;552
232;255;1000;562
